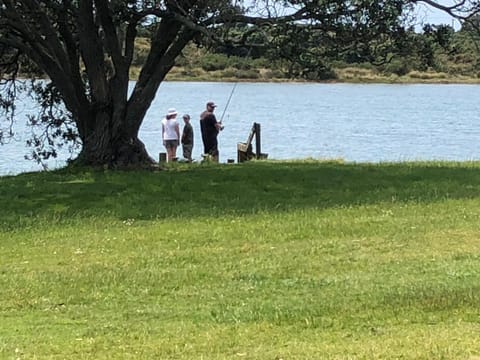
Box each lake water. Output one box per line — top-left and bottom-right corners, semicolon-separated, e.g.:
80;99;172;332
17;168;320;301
1;82;480;176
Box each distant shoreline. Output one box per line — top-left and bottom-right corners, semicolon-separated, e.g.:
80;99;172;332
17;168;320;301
18;68;480;85
159;67;480;84
161;76;480;85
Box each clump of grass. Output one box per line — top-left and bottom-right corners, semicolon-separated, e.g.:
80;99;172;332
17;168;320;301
407;70;448;80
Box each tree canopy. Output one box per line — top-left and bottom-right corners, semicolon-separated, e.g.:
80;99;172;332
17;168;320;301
1;0;479;168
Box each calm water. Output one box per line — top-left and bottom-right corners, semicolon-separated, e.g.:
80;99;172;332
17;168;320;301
2;82;480;175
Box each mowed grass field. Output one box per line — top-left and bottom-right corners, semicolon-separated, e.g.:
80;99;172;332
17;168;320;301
1;160;480;359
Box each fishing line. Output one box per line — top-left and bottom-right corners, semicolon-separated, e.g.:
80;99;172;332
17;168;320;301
219;47;253;123
219;81;238;123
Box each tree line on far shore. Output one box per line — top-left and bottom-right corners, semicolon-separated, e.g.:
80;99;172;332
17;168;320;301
19;22;478;82
169;23;480;81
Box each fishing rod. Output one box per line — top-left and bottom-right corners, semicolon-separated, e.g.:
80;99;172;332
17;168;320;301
218;47;253;123
219;81;239;123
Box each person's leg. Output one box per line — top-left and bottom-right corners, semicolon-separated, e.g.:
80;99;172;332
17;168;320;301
183;144;192;161
205;136;215;156
211;149;219;162
166;143;174;162
209;138;219;162
165;144;170;162
188;145;193;161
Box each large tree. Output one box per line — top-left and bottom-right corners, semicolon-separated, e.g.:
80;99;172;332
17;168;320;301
0;0;478;168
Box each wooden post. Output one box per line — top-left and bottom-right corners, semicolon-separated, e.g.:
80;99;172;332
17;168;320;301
237;122;268;163
237;142;251;163
159;152;167;163
254;122;261;159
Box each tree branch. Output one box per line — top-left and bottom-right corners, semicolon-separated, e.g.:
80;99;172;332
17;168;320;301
77;0;109;106
414;0;480;20
94;0;125;70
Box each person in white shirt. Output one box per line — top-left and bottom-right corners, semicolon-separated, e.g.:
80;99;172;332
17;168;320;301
161;108;180;162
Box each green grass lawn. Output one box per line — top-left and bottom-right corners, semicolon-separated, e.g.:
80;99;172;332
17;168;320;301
1;160;480;359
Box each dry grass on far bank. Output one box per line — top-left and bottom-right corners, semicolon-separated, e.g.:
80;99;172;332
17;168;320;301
129;65;480;84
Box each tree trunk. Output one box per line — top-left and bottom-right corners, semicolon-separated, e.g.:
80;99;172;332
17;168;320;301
77;134;155;168
75;110;155;168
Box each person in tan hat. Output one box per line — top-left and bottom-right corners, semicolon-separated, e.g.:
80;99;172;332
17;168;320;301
199;101;223;162
161;108;180;162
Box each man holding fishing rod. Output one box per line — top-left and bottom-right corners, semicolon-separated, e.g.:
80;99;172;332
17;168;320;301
200;101;224;162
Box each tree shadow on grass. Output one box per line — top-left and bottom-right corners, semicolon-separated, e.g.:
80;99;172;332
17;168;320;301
1;160;480;226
